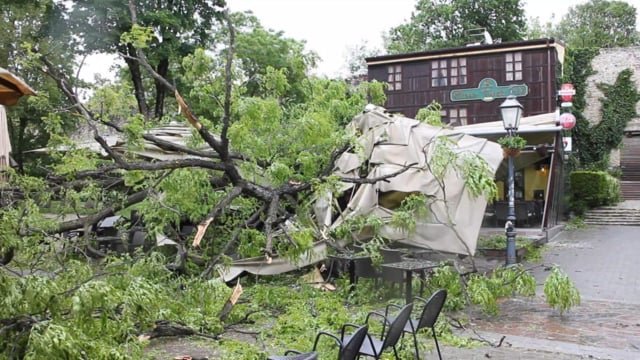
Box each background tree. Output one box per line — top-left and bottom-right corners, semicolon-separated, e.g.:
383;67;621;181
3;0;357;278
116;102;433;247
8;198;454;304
525;16;556;40
553;0;639;48
69;0;225;120
384;0;526;53
343;40;381;79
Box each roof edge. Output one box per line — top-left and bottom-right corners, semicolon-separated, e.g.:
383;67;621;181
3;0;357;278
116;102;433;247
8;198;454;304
366;38;560;64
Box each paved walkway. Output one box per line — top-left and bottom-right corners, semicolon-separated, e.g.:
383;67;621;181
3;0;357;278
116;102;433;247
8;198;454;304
443;224;640;359
533;225;640;304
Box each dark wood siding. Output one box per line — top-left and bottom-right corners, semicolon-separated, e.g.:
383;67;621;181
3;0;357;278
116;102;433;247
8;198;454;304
368;46;559;124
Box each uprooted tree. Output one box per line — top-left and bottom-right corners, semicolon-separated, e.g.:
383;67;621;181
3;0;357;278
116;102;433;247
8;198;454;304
0;3;405;356
0;2;580;358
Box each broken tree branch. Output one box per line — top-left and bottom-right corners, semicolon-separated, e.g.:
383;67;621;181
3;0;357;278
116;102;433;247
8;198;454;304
263;195;280;257
192;186;244;247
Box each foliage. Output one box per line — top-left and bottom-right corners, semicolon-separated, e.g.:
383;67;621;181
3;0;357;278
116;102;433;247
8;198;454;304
554;0;639;48
562;47;599;170
385;0;526;53
477;234;543;261
0;253;232;358
477;235;531;250
234;21;319;102
424;265;466;311
570;170;620;212
565;216;587;231
390;194;430;234
525;15;557;40
415;100;444;126
70;0;225;119
467;265;536;315
497;135;527;150
430;136;498;201
459;153;498;200
343;40;381;78
544;266;581;315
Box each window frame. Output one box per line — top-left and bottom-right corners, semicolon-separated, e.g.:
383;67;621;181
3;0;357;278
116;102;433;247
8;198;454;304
447;107;468;126
505;52;523;82
431;59;448;87
431;58;467;87
387;65;403;91
450;58;467;86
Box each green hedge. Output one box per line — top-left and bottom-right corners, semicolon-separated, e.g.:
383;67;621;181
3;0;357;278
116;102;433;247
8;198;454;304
570;171;620;213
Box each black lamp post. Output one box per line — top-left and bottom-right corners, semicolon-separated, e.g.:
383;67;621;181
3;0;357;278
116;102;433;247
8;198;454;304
500;95;523;265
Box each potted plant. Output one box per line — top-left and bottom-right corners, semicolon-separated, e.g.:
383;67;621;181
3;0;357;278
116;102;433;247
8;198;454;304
476;235;530;261
497;135;527;157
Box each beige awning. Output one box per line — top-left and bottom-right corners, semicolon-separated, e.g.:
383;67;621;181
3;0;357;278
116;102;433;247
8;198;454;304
0;67;36;106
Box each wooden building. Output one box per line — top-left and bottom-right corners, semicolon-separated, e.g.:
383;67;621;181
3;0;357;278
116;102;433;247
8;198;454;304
366;38;564;125
366;39;567;232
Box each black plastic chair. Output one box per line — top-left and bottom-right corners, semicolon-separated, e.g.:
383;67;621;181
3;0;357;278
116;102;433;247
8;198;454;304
383;289;448;360
343;303;413;359
268;324;368;360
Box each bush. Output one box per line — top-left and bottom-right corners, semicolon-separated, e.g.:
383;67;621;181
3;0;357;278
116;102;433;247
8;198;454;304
570;170;620;212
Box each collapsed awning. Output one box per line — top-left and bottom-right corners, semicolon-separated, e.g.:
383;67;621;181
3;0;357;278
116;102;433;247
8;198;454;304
316;106;504;255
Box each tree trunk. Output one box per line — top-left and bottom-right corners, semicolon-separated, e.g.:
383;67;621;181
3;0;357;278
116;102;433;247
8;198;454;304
124;44;149;119
154;57;169;120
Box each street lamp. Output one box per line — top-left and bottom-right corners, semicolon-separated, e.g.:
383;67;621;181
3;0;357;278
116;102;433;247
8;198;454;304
500;95;523;265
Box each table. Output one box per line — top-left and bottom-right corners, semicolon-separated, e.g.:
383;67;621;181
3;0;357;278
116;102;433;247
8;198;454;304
381;259;439;303
327;253;372;291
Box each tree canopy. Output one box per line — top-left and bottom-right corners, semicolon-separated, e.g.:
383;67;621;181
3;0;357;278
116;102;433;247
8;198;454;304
385;0;527;53
526;0;640;49
554;0;639;48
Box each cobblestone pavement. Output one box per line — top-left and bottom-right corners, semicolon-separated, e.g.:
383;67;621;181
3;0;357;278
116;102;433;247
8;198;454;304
440;224;640;359
470;297;640;352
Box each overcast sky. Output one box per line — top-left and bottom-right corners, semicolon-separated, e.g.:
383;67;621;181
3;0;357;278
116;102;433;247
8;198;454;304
225;0;640;77
81;0;640;81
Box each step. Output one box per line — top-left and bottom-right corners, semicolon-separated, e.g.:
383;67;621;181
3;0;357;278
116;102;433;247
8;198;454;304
584;220;640;226
584;214;640;219
583;218;640;223
584;211;640;215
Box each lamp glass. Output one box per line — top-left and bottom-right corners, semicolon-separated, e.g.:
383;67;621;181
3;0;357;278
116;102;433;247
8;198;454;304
500;96;523;130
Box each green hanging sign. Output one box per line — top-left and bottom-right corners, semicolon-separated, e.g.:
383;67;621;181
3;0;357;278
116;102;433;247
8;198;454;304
450;78;528;102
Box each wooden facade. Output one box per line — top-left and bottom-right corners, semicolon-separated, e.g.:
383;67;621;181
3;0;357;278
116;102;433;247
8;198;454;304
366;39;563;125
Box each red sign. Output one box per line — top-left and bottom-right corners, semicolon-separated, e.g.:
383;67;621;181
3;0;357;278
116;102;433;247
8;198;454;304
559;112;576;130
559;83;575;102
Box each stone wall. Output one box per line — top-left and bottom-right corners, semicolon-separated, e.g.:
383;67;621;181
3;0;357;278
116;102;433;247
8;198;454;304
583;47;640;167
584;47;640;128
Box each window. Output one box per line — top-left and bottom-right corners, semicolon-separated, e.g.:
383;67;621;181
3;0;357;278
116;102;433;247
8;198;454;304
387;65;402;91
448;107;468;126
505;52;522;81
431;60;448;87
450;58;467;86
432;58;467;87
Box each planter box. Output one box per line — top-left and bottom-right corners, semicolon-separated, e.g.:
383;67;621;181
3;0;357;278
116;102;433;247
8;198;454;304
477;247;527;262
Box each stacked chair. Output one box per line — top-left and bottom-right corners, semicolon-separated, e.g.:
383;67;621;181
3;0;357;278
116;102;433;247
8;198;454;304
344;303;414;359
383;289;448;359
